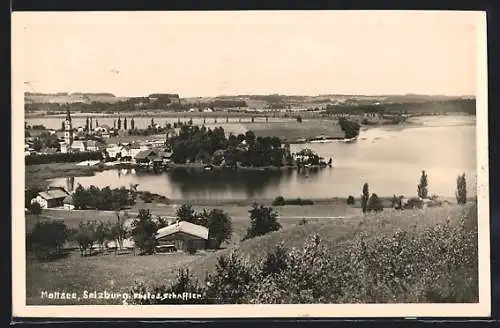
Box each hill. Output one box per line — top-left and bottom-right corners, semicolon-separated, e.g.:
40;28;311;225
26;203;477;304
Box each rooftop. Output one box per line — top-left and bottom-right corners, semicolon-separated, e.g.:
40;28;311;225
155;221;209;240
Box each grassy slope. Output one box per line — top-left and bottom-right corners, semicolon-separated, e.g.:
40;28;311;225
26;203;475;304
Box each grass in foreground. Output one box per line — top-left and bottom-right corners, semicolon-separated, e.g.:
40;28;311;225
26;203;477;304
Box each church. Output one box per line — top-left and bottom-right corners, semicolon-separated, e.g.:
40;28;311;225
60;108;90;153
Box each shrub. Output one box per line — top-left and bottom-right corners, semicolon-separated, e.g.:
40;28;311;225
139;191;154;203
129;268;205;305
405;197;424;209
367;193;384;212
272;197;314;206
298;218;308;226
347;195;355;205
244;203;282;240
296;116;303;123
272;196;286;206
28;201;43;216
29;220;69;260
205;249;256;304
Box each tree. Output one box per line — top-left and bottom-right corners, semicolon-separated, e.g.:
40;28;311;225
94;221;110;252
456;173;467;204
361;183;369;214
25;187;41;209
296;116;302;123
28;220;69;260
110;211;129;253
367;193;384;212
346;195;355;205
417;170;429;199
72;220;98;256
124;117;128;130
131;118;135;130
176;203;196;223
131;209;158;255
28;201;43;217
203;209;233;249
117;117;122;130
244;203;281;240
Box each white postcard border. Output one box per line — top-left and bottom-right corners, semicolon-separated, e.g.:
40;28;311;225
11;10;491;318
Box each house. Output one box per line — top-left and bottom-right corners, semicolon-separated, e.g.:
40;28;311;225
70;140;87;152
121;144;143;160
86;140;101;151
134;149;160;164
158;150;173;164
155;221;209;252
32;187;70;209
106;145;122;159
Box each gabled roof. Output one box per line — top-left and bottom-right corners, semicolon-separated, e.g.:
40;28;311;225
38;188;69;200
155;221;209;240
134;149;158;160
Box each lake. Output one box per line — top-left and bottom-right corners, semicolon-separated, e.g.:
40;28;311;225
47;115;477;200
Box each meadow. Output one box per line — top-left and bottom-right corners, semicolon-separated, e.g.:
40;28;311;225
26;203;478;305
243;120;345;142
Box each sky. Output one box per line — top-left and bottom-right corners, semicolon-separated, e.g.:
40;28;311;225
13;11;483;97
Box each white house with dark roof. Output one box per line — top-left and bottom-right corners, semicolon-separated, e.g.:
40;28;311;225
32;187;70;209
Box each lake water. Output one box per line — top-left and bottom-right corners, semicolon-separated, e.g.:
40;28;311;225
47;115;477;200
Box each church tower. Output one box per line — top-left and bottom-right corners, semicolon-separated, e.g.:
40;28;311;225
64;107;73;146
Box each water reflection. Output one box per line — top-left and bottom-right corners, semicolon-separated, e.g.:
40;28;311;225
166;167;299;199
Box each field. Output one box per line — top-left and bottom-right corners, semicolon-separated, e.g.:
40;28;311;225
26;203;477;304
25;163;99;189
243;120;345;141
28;202;361;241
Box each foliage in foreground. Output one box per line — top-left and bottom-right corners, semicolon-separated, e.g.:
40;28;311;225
130;205;478;304
27;220;69;260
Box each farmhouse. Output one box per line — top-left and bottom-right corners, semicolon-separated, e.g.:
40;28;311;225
155;221;209;253
32;187;70;209
134;149;160;164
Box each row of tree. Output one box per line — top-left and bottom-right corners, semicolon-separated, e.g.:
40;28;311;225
25;151;103;165
354;170;469;213
167;125;293;167
27;201;284;260
72;185;137;210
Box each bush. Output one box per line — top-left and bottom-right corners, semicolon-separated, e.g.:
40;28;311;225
139;191;153;203
347;195;355;205
405;197;424;209
367;193;384;212
298;218;308;226
29;220;69;260
296;116;303;123
244;203;282;240
272;197;314;206
28;201;43;216
131;205;478;304
129;268;205;305
272;196;286;206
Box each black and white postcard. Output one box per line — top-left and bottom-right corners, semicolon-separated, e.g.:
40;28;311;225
11;10;490;318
